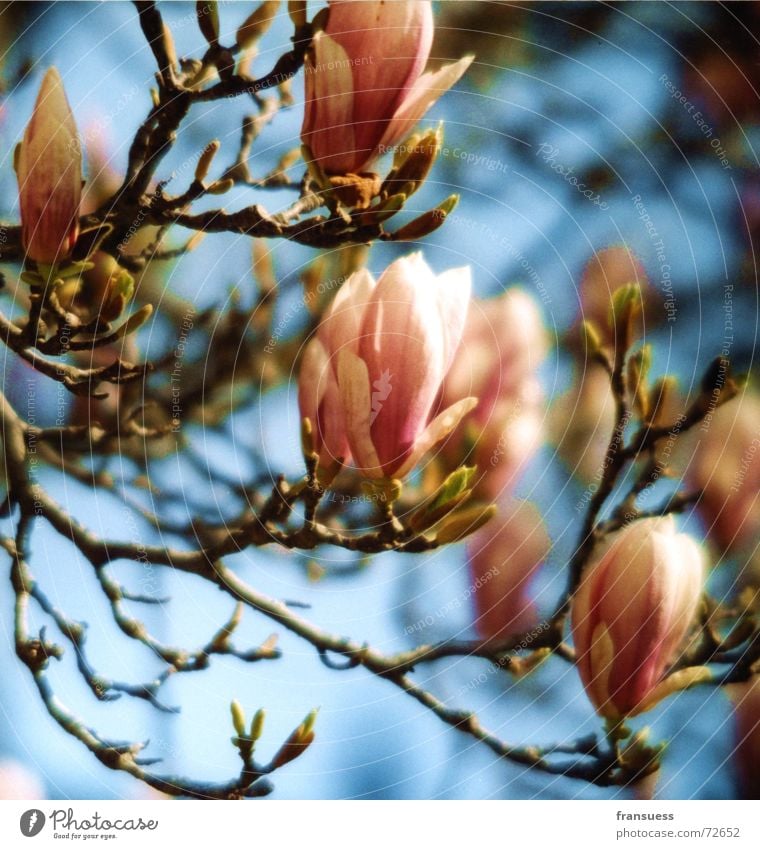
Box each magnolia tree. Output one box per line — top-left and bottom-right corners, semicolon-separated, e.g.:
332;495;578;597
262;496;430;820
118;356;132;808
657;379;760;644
0;0;758;800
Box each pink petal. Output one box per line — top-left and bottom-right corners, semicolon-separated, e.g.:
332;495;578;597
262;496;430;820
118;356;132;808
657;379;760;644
321;267;376;359
298;337;330;427
359;254;446;475
432;265;471;370
395;396;477;479
299;337;350;467
302;32;358;173
336;348;383;476
374;55;474;159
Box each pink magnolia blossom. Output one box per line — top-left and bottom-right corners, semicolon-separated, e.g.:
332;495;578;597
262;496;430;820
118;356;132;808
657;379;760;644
302;0;472;175
299;253;475;479
440;289;547;499
687;391;760;554
16;67;82;265
572;516;705;720
467;498;549;641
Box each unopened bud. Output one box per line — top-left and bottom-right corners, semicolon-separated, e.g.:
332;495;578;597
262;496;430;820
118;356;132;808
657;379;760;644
288;0;307;29
572;516;704;720
230;700;247;737
271;708;318;769
301;417;316;458
387;194;459;241
250;708;266;742
17;68;82;265
609;284;643;352
162;23;178;71
206;177;234;195
435;503;497;544
195;140;221;183
580;320;603;357
382;124;443;198
197;1;220;46
301;708;318;736
649;375;678;428
371;192;405;223
114;303;153;340
237;0;281;50
627;344;652;419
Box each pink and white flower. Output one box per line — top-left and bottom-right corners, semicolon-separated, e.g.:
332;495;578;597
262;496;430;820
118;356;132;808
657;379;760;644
299;253;475;479
302;0;472;175
572;516;705;719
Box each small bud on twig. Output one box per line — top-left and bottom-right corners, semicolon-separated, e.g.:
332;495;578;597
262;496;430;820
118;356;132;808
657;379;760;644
195;140;221;183
288;1;307;29
386;194;459;241
435;503;497;544
197;0;220;47
237;1;281;50
271;707;318;769
230;699;247;737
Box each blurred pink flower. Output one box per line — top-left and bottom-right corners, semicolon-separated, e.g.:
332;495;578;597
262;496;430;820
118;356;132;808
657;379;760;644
467;498;549;640
687;391;760;554
549;363;616;485
299;335;352;475
441;289;547;499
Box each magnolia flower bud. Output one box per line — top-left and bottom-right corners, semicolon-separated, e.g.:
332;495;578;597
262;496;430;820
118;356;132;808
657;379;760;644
467;499;549;640
299;253;476;480
16;67;82;266
572;516;706;720
302;1;472;176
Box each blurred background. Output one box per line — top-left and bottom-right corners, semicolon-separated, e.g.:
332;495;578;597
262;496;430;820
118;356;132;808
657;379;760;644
0;1;758;800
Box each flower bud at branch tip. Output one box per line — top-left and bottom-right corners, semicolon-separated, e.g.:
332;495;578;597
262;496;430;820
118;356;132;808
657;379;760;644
195;140;221;183
288;1;307;29
572;516;705;719
230;700;246;737
197;1;220;47
468;499;550;640
206;178;234;195
237;1;281;50
16;67;82;266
